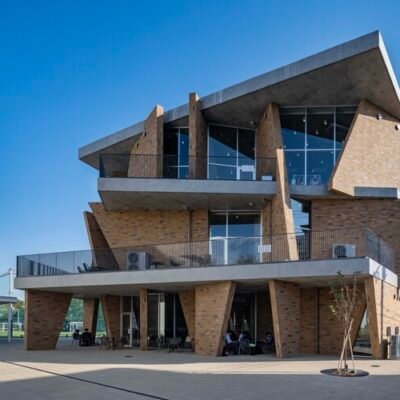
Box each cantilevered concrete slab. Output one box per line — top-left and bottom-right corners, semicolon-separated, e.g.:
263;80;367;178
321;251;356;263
98;177;277;210
79;31;400;169
14;257;396;297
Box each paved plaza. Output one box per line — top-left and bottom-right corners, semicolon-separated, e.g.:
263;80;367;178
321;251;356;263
0;339;399;400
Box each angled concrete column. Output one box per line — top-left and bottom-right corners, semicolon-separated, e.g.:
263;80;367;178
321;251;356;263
101;295;120;340
25;290;72;350
139;288;148;351
195;281;236;356
128;105;164;178
83;298;99;336
365;277;400;359
269;280;300;358
189;92;207;179
179;290;196;348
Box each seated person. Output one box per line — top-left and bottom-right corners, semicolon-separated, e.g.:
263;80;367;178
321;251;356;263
79;328;92;346
224;330;238;355
238;330;250;342
262;331;275;353
72;329;80;340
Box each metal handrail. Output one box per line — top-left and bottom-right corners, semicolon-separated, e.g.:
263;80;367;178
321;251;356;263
16;228;395;277
98;153;276;181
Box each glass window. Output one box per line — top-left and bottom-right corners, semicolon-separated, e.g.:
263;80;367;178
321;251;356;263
335;107;356;149
285;151;305;185
281;106;355;185
280;108;306;149
306;150;334;185
208;125;255;180
306;107;334;149
209;212;227;237
228;213;260;237
163;127;189;179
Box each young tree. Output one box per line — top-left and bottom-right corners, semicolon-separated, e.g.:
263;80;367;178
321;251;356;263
329;271;362;376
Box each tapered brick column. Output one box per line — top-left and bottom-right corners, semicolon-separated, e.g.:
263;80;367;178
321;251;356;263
139;288;148;350
365;277;400;359
101;295;120;340
269;280;300;358
179;290;196;348
25;290;72;350
83;298;99;336
195;281;236;356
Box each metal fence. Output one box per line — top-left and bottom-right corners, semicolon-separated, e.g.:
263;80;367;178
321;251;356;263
99;153;276;181
16;228;395;277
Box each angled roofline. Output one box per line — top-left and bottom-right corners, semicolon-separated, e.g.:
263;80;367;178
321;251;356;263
78;30;399;165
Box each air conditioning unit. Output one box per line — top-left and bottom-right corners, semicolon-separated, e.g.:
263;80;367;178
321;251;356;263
332;244;356;258
127;252;152;271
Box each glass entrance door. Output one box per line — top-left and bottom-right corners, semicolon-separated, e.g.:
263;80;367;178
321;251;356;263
122;313;132;347
209;211;261;265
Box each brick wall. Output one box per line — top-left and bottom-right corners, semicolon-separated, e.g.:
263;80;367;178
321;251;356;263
25;290;72;350
256;291;273;339
179;290;196;347
83;298;99;335
128;105;164;178
269;280;300;357
83;211;118;269
311;198;400;276
330;100;400;195
365;277;400;358
300;288;317;354
189;93;207;179
140;288;148;350
101;295;120;340
195;281;236;356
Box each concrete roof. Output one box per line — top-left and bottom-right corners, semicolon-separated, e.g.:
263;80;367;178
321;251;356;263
79;31;400;169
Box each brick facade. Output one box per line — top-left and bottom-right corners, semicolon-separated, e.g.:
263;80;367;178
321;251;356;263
83;298;99;335
128;105;164;178
139;288;148;350
25;290;72;350
365;277;400;359
330;100;400;195
189;93;207;179
195;281;236;356
179;290;196;348
101;295;120;340
269;280;300;357
311;198;400;276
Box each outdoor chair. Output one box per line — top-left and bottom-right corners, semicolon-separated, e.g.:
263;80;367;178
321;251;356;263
99;335;110;350
182;336;193;351
167;337;181;353
238;339;250;355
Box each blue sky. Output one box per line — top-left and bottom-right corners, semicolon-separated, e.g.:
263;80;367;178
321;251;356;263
1;0;399;274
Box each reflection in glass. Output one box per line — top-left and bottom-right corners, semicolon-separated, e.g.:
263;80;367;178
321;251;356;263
163;128;189;179
280;109;306;149
209;211;261;265
306;150;334;185
208;125;255;180
281;106;355;185
306;108;334;149
285;151;305;185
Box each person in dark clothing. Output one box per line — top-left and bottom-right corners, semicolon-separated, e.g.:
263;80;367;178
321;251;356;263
79;328;92;346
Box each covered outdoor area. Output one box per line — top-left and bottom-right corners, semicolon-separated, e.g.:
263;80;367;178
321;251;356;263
1;339;400;400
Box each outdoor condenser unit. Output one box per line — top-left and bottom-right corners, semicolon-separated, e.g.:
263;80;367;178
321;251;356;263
332;244;356;258
127;252;152;270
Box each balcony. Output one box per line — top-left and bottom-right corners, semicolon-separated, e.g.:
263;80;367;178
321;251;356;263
98;154;277;210
17;228;395;278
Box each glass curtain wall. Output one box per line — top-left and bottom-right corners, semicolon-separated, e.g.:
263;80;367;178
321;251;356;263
281;106;356;185
164;127;189;179
209;211;261;265
208;125;256;180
